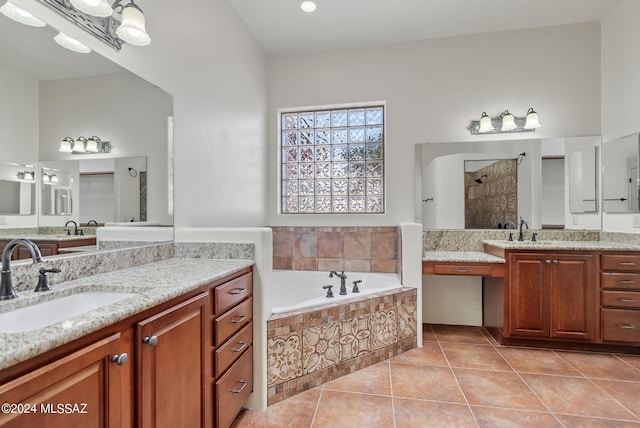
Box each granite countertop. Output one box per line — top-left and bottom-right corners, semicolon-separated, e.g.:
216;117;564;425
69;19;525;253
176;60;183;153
0;234;97;242
483;240;640;251
0;258;253;370
423;251;506;263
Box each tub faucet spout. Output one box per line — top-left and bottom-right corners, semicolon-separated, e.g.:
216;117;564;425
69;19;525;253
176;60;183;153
329;271;348;295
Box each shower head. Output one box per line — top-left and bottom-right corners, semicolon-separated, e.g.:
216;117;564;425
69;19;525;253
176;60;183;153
474;174;487;184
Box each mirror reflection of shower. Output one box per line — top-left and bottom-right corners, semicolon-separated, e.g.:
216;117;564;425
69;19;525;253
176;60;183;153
464;159;517;229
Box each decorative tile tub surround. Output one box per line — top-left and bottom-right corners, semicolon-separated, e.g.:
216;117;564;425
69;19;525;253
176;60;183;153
272;226;399;273
266;287;417;405
422;229;601;252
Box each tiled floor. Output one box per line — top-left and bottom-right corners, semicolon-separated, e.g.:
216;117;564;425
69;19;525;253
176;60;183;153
233;324;640;427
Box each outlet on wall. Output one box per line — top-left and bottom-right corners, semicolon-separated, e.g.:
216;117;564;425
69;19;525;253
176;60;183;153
633;214;640;228
572;214;579;225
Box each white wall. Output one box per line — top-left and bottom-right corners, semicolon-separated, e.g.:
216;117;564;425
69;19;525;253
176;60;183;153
267;23;601;227
38;73;173;225
15;0;268;228
602;0;640;233
564;136;602;230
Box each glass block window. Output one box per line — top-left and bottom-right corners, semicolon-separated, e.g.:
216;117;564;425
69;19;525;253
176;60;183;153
281;106;384;214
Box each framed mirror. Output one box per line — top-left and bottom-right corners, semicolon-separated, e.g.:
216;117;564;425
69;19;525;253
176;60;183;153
602;133;640;213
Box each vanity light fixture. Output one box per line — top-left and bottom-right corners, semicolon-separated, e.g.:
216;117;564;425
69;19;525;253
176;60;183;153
468;108;541;135
43;173;51;183
54;32;92;53
51;174;59;183
300;0;318;13
59;136;111;154
0;1;46;26
41;0;151;50
17;171;35;181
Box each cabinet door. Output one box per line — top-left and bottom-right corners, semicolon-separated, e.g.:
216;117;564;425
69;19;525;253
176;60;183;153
0;333;127;428
508;253;550;338
137;292;209;428
550;253;595;341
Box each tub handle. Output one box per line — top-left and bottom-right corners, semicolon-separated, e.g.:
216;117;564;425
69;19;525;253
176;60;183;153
231;341;247;353
230;288;246;295
352;280;362;293
322;285;334;298
231;315;247;324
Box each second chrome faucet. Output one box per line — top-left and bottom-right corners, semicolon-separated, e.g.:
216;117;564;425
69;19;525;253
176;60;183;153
329;271;348;295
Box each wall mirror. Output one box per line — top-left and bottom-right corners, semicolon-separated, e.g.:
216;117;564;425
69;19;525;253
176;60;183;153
602;133;640;213
569;146;598;213
416;136;602;230
0;162;36;215
1;9;174;248
41;165;72;215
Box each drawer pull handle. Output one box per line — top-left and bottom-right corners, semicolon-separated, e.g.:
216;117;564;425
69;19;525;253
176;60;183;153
619;298;636;303
231;380;248;393
617;324;636;329
229;288;246;295
619;262;637;266
143;336;158;346
620;280;637;284
231;341;247;353
231;315;247;324
455;269;469;273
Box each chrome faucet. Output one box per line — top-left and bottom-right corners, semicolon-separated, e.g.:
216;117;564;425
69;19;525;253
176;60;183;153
329;271;348;295
0;239;44;300
65;220;79;236
504;220;517;229
518;217;529;242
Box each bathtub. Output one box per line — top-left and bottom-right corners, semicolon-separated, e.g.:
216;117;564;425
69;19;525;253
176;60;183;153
271;270;402;314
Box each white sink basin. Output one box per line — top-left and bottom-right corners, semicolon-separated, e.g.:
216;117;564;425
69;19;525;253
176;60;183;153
0;291;137;334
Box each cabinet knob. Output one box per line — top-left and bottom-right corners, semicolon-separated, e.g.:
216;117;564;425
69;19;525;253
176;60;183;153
545;260;551;264
552;260;559;264
143;335;159;346
112;353;129;366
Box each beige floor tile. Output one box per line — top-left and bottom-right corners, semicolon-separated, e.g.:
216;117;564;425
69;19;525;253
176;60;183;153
232;387;321;428
554;414;640;427
323;361;391;396
592;379;640;418
454;368;546;411
390;341;448;367
471;406;561;427
391;363;465;403
441;342;512;371
394;398;477;428
312;390;394;428
522;373;637;420
555;351;640;382
431;324;491;344
497;347;582;376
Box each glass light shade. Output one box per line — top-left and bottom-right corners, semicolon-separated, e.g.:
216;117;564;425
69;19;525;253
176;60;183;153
477;112;494;133
51;174;59;183
74;138;87;153
524;108;541;129
0;2;46;27
43;173;51;182
69;0;113;18
116;5;151;46
85;138;99;153
54;32;91;54
59;138;73;153
24;171;34;181
300;0;317;12
501;111;517;132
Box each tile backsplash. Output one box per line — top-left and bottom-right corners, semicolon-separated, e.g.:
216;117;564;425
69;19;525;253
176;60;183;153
271;226;399;273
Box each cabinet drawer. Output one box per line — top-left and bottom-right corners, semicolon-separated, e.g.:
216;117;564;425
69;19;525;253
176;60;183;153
602;309;640;343
215;346;253;428
432;264;492;276
214;297;252;346
602;291;640;308
601;273;640;290
214;322;252;378
601;255;640;272
214;272;253;315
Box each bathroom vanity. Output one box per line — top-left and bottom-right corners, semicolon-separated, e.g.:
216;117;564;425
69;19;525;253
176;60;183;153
0;259;253;428
424;240;640;351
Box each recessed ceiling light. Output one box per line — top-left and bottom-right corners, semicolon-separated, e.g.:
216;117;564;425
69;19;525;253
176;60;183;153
300;0;317;13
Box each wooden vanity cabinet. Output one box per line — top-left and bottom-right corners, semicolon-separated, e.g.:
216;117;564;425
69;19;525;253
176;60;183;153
506;251;596;342
0;238;97;259
137;292;209;428
601;253;640;344
211;270;253;428
0;331;132;428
